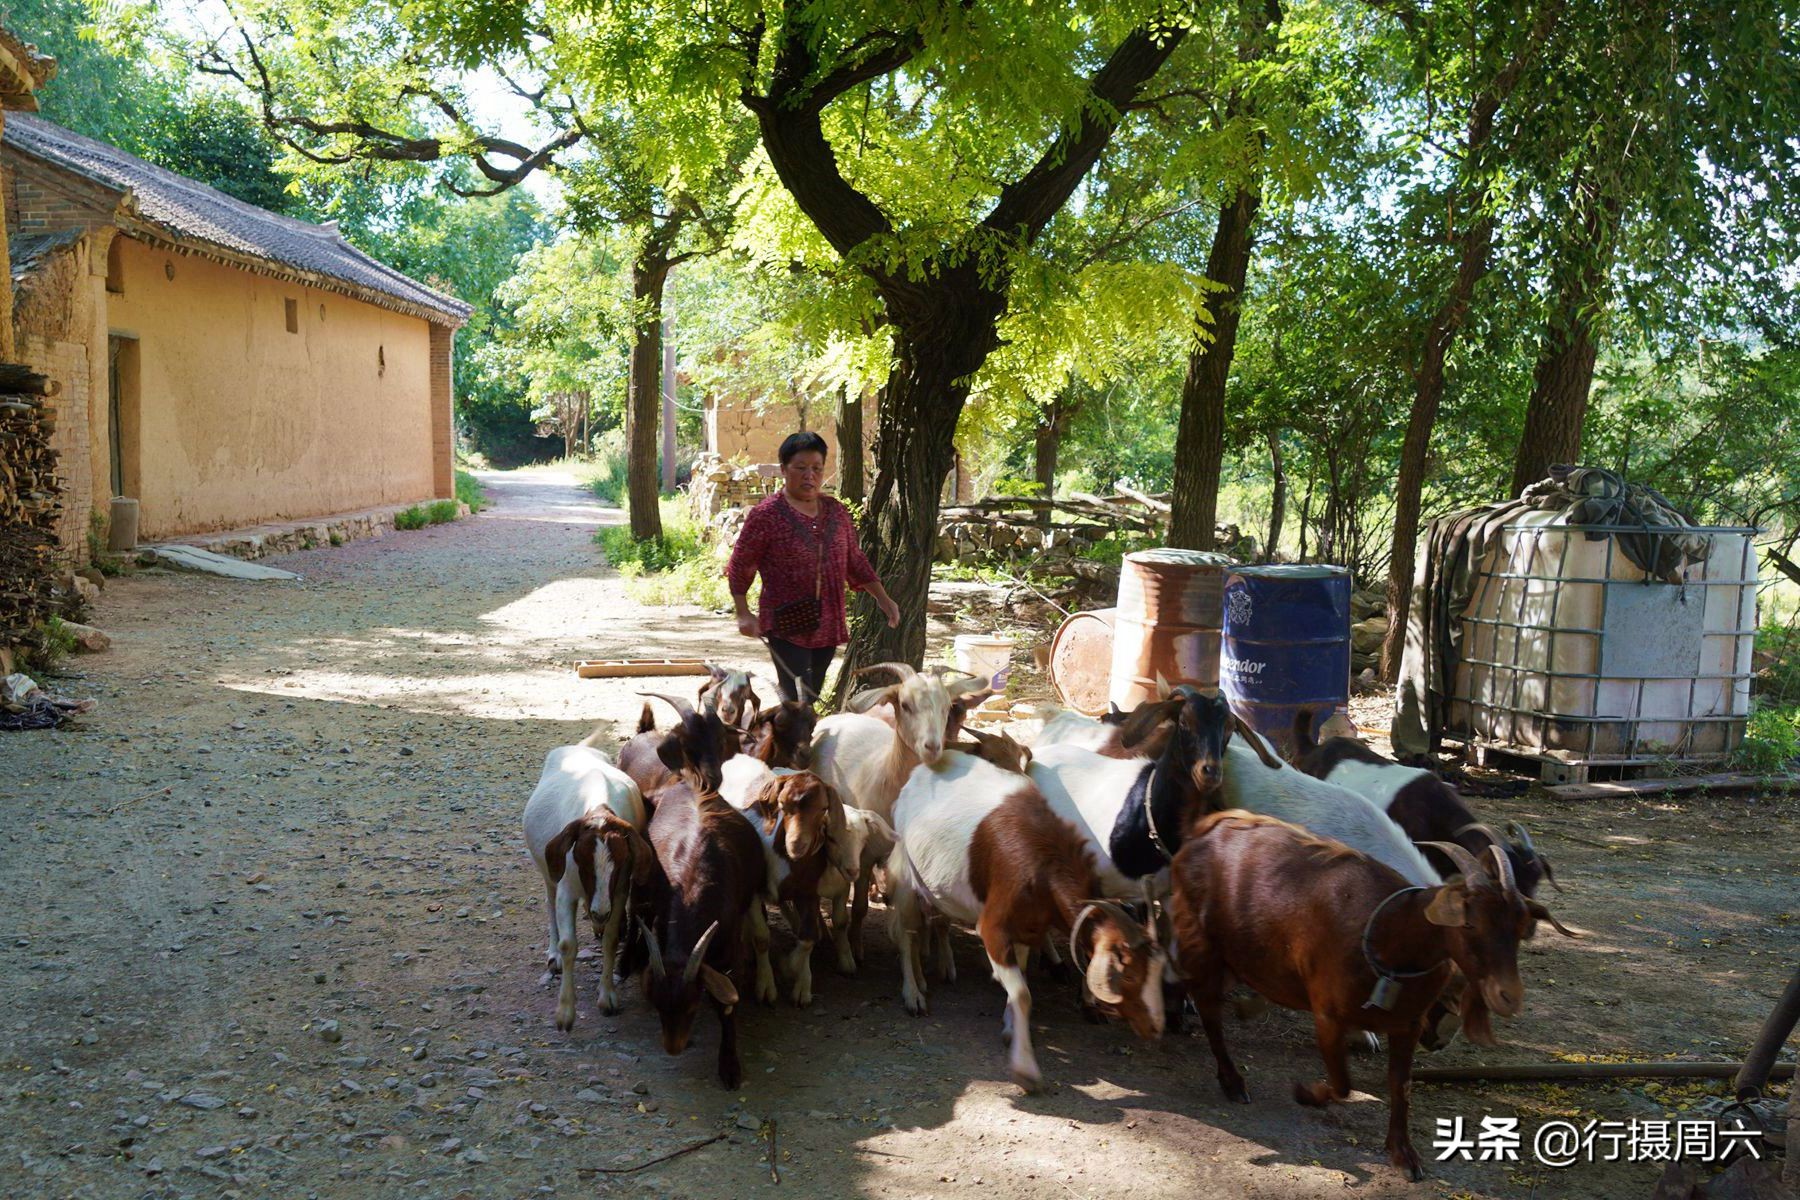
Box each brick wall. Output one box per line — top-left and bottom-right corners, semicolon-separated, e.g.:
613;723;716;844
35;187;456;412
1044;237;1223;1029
429;323;453;498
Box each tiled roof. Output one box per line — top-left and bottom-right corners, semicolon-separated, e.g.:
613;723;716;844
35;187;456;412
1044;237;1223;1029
4;112;471;324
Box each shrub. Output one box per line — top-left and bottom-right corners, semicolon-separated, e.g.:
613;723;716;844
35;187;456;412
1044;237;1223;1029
394;506;429;531
585;431;631;505
1731;704;1800;773
595;501;737;609
454;469;487;513
22;615;77;675
427;500;459;525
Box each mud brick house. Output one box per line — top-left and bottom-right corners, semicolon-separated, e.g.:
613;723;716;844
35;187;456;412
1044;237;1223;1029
2;113;471;558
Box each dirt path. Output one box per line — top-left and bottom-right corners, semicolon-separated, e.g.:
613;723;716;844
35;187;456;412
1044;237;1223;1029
3;467;1794;1200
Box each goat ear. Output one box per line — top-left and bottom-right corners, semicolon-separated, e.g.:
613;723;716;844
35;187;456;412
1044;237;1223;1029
1459;988;1497;1047
845;685;897;714
623;824;655;887
1231;715;1285;770
699;964;738;1008
543;822;578;886
655;732;684;773
1423;886;1468;928
821;782;856;877
1116;698;1178;749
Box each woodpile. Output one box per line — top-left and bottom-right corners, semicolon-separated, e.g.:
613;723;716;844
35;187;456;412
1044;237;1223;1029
0;365;64;653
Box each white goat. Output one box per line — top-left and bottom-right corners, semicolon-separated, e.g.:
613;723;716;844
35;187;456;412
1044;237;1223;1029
1035;707;1119;755
1218;728;1440;886
809;662;989;964
521;733;650;1030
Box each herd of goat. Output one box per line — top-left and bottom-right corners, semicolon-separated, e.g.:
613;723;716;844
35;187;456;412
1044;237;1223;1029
520;663;1578;1179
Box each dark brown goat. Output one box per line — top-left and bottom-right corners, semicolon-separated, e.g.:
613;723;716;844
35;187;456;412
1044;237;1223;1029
742;772;843;1006
619;693;742;801
1293;713;1556;898
637;782;768;1088
741;699;818;769
1169;811;1576;1179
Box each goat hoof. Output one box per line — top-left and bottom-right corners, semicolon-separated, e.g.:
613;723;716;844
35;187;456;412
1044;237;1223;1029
1220;1077;1250;1104
1388;1141;1425;1181
719;1065;742;1091
834;954;858;977
545;956;562;975
1011;1068;1043;1095
1292;1081;1334;1108
1080;1003;1104;1026
555;1009;575;1033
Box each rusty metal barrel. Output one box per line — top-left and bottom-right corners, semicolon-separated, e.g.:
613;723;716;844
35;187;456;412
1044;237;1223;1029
1048;608;1117;715
1108;549;1233;711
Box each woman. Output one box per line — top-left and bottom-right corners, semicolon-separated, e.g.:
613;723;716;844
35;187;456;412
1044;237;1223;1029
727;431;900;703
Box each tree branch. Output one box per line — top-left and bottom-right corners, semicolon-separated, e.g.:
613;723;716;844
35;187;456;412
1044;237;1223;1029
984;23;1189;244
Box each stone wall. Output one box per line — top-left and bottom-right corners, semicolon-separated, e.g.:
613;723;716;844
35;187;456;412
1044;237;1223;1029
12;232;100;563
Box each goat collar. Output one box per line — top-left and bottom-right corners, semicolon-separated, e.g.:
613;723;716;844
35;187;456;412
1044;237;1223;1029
1360;887;1447;1009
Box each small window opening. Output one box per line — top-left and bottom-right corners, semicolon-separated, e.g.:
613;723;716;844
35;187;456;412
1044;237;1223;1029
378;345;386;377
284;298;299;334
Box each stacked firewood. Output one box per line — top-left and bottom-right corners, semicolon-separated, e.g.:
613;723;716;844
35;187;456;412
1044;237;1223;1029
0;364;63;651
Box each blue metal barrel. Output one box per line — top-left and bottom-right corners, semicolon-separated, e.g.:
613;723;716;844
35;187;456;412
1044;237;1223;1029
1221;565;1353;754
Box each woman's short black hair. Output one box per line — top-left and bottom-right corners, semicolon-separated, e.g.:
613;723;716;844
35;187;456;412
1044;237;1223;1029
779;431;830;466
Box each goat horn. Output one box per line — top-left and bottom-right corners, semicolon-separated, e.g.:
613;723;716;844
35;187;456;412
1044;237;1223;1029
1455;821;1506;849
683;920;721;983
1420;840;1486;883
639;691;695;720
638;918;666;980
1526;900;1579;937
1231;715;1285;770
1487;842;1519;898
1068;903;1103;975
1092;899;1150;947
856;662;917;682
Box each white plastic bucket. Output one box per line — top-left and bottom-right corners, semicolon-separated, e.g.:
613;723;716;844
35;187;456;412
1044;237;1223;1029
953;633;1016;689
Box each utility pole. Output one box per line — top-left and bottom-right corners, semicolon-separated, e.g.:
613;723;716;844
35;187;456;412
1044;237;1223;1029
661;315;676;492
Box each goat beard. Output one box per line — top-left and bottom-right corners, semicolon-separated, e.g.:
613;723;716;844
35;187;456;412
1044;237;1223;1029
1458;988;1497;1047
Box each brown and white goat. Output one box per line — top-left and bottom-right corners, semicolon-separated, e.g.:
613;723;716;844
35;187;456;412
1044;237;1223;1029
888;750;1168;1092
738;771;847;1006
697;664;761;729
521;731;651;1029
1294;714;1557;897
742;698;818;769
637;782;769;1089
1169;811;1576;1179
619;692;742;801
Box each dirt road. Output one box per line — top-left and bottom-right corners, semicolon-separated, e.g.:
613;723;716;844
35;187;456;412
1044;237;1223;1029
3;467;1794;1199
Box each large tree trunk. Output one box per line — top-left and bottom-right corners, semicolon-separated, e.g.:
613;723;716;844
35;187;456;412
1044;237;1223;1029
835;287;1004;697
1170;185;1261;548
836;388;864;502
1033;390;1080;526
1508;191;1621;496
627;259;669;541
1379;216;1497;679
1377;0;1565;680
1264;429;1286;561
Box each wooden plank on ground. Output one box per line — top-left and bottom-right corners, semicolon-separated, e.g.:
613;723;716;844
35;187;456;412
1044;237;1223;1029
576;659;712;679
1544;772;1800;802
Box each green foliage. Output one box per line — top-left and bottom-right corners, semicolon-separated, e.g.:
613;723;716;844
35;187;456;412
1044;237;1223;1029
23;616;78;675
1731;705;1800;774
594;500;733;609
427;500;459;524
453;470;487;513
580;431;631;506
392;506;428;531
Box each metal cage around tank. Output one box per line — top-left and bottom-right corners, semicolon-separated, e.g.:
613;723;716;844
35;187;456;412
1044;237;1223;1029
1444;518;1758;768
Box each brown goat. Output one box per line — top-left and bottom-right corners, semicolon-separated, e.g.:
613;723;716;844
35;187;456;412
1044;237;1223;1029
636;782;768;1089
1169;810;1575;1179
954;727;1034;773
619;693;742;801
741;772;844;1006
742;699;818;769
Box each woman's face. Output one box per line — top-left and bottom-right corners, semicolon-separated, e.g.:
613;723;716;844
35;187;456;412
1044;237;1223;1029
783;450;827;501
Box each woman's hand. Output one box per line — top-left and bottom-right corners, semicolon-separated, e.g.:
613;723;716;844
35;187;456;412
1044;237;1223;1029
736;612;761;639
877;595;900;628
